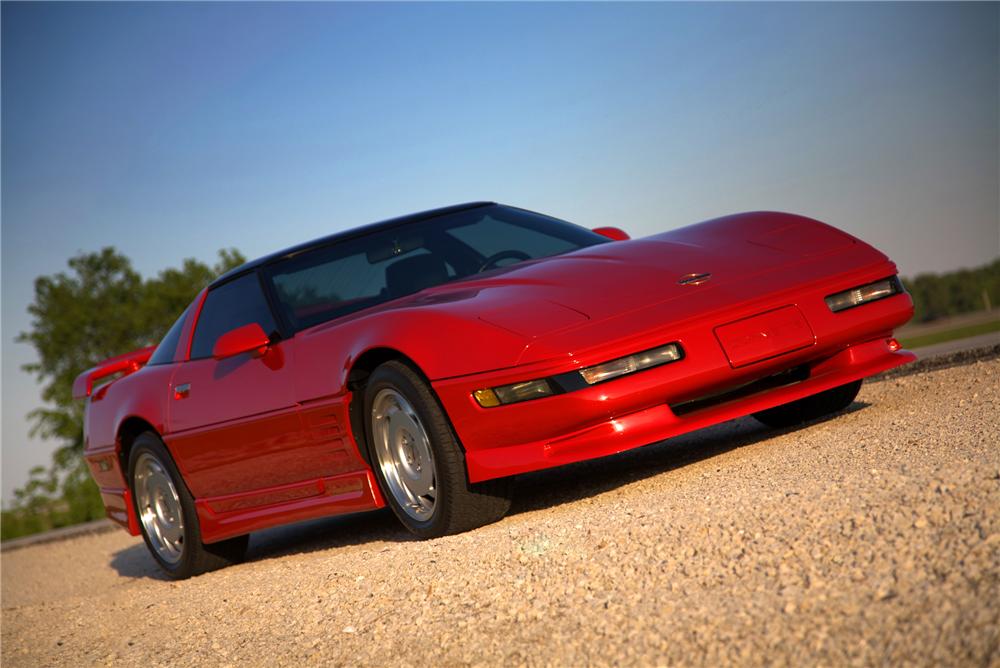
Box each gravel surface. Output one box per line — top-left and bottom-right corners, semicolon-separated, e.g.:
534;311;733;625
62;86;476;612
3;360;998;667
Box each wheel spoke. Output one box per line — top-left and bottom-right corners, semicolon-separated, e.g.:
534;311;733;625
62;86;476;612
405;471;434;499
371;388;438;521
135;452;185;565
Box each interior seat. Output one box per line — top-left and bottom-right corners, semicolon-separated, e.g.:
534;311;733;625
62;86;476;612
385;254;449;299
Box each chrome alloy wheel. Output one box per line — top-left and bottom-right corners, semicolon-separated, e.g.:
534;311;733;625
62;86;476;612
371;388;438;521
134;452;185;565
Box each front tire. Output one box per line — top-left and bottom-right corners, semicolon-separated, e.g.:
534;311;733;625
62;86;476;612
752;379;862;428
129;432;248;579
363;360;512;539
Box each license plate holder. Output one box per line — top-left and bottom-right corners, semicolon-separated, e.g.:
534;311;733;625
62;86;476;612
714;306;815;368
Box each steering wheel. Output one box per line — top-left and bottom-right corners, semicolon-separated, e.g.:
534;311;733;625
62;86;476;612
478;249;531;273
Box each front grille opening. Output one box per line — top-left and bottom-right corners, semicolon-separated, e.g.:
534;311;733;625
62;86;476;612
670;365;810;416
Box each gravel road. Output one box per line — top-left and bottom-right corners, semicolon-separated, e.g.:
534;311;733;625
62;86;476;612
3;359;998;667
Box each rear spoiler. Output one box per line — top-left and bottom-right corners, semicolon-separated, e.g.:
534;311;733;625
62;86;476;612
72;346;157;400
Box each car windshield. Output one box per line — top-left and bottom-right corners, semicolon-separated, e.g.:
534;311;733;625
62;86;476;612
263;205;608;333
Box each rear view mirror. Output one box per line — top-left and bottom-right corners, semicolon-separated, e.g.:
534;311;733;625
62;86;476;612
212;323;270;360
592;226;630;241
365;233;425;263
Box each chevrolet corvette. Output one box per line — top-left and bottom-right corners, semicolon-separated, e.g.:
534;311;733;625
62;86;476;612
74;202;915;578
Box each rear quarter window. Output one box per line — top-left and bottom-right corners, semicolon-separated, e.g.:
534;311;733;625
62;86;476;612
147;304;192;366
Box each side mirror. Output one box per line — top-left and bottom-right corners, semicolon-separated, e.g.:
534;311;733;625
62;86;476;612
212;322;270;360
592;226;630;241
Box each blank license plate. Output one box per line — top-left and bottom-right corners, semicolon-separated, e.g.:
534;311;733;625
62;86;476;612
714;306;815;368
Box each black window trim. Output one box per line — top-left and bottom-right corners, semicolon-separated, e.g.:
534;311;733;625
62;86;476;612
147;303;194;367
186;270;289;361
256;267;296;343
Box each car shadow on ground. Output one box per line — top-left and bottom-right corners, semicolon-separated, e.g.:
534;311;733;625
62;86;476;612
109;402;869;580
109;544;173;581
109;507;415;580
509;403;868;516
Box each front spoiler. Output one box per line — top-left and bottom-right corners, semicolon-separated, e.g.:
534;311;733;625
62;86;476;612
464;338;915;481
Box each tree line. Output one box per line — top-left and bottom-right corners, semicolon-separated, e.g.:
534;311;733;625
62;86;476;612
2;248;244;540
903;257;999;322
2;249;997;540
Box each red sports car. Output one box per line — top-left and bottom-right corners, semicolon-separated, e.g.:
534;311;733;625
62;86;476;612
74;202;914;578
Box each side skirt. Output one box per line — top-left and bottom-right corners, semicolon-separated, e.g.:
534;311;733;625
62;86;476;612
195;469;385;543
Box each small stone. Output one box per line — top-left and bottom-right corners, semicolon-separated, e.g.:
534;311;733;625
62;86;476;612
876;587;897;601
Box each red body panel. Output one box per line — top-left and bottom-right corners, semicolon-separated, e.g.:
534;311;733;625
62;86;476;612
166;341;303;496
79;210;915;542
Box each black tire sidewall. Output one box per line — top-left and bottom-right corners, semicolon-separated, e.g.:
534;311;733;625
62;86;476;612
753;379;862;428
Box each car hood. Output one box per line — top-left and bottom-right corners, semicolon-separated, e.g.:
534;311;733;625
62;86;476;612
398;212;874;331
469;239;763;333
334;211;892;377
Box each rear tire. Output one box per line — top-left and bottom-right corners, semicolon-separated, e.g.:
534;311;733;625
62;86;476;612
129;432;248;579
752;380;862;428
363;360;512;539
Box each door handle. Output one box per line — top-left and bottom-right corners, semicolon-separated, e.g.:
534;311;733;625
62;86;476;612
174;383;191;400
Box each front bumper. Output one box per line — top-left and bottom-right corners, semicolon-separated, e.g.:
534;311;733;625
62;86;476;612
433;270;915;483
446;338;913;481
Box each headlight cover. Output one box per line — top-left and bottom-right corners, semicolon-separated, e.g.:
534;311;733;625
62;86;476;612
472;342;684;408
825;276;903;313
578;343;683;385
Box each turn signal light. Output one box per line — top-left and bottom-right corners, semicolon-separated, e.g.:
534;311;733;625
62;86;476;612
473;379;554;408
472;389;501;408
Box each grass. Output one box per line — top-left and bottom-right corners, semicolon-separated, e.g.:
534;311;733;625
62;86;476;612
900;319;1000;349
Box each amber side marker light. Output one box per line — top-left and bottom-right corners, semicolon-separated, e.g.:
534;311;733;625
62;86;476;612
474;379;554;408
472;388;501;408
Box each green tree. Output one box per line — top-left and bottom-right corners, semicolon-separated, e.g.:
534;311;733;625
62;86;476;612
3;247;244;540
904;258;1000;322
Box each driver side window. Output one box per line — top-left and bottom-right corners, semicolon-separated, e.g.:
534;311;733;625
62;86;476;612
189;274;277;360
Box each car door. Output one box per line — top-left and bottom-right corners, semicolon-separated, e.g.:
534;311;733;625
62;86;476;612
164;272;339;505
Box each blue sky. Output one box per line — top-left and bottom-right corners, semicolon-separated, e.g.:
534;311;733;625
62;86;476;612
2;2;998;499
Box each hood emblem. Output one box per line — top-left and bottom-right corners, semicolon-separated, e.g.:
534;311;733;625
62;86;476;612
678;272;712;286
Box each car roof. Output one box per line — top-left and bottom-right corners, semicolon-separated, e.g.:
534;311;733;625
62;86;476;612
210;201;496;288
